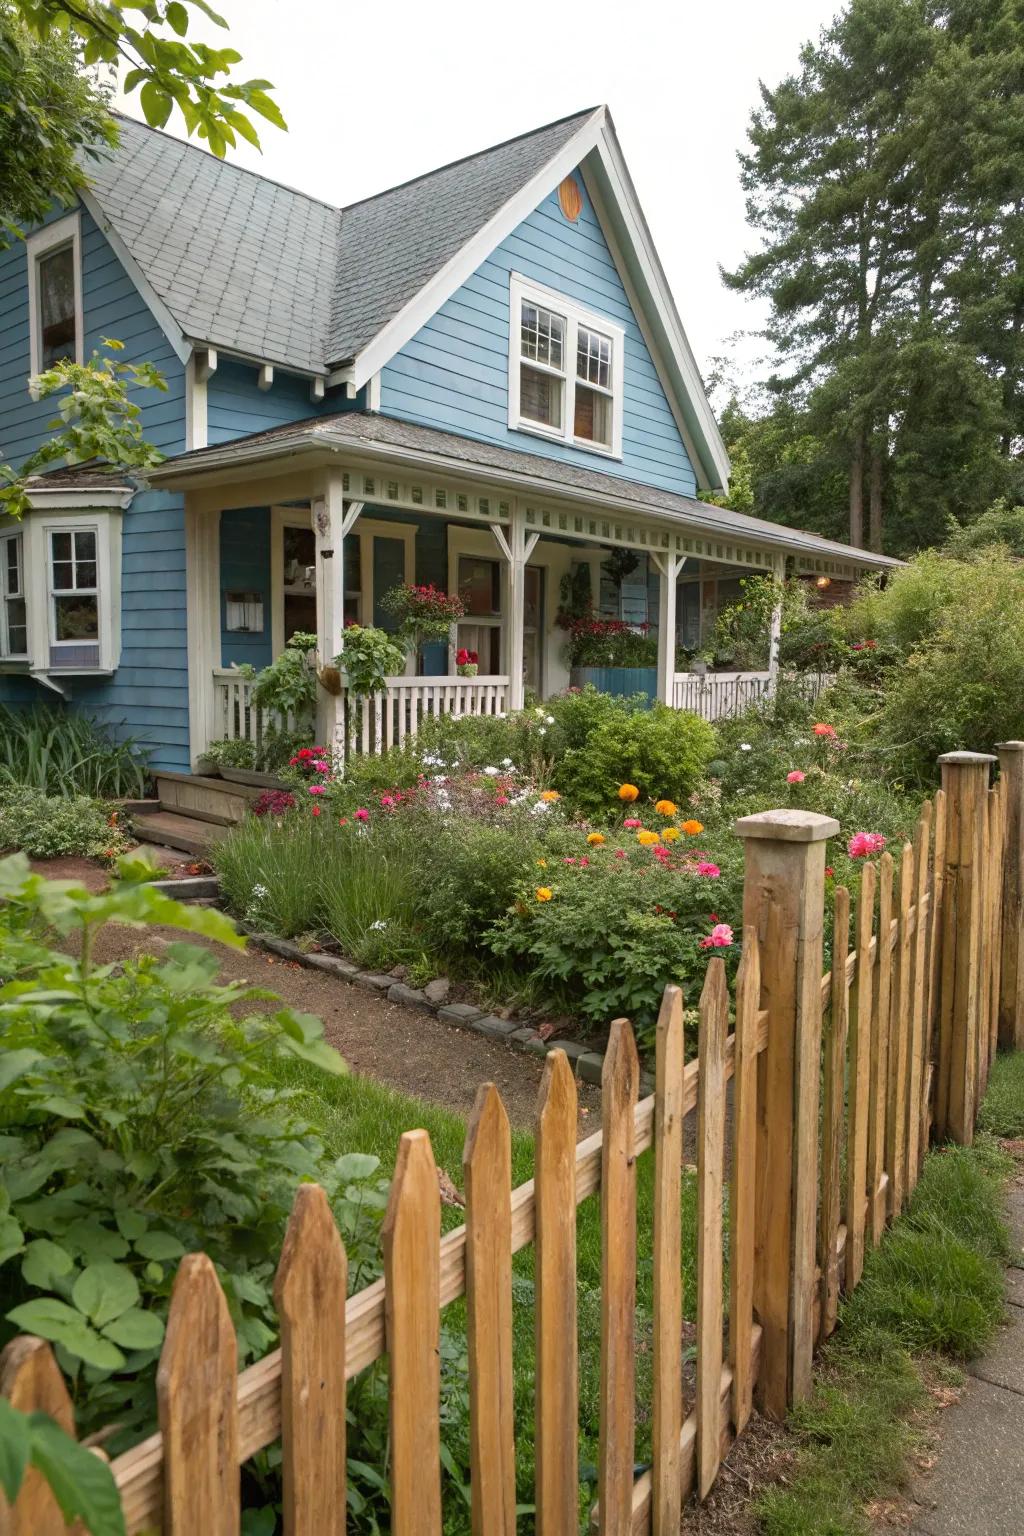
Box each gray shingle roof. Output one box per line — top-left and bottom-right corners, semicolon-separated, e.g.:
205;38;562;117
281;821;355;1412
82;109;599;375
148;410;900;571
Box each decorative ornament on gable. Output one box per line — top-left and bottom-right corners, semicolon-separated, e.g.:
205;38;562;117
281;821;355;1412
557;175;583;222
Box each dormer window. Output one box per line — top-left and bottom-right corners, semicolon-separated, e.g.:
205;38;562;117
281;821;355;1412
508;274;624;458
27;213;83;378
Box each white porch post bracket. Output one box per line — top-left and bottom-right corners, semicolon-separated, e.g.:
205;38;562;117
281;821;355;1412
652;551;685;707
768;556;785;694
490;507;537;711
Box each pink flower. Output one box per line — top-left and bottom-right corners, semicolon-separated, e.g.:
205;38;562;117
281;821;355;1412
379;794;396;809
652;845;671;862
623;817;642;829
787;770;806;784
614;849;627;860
308;783;327;795
697;862;721;878
847;831;886;859
700;922;734;950
495;793;509;806
354;807;370;822
315;761;331;774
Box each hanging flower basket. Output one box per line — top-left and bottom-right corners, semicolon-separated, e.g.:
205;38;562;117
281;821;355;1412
456;648;479;678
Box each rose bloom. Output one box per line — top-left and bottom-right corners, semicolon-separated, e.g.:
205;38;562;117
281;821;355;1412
587;832;606;845
662;827;681;842
535;886;553;902
311;805;321;817
308;783;327;795
540;789;560;802
637;829;660;846
354;807;370;822
654;799;677;817
681;819;703;835
618;783;640;802
847;831;886;858
786;770;806;784
623;817;642;829
813;723;837;738
700;922;734;949
614;849;627;860
697;861;721;877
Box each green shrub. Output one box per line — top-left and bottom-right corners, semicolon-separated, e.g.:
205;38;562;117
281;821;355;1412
0;854;348;1448
0;788;132;861
551;702;716;816
401;813;543;955
0;705;147;798
318;824;420;968
213;811;325;936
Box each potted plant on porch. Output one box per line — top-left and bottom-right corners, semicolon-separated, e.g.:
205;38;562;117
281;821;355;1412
380;582;465;673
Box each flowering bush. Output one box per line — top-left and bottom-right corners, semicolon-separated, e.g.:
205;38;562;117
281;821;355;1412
561;611;657;668
551;703;717;817
252;789;296;817
380;582;464;664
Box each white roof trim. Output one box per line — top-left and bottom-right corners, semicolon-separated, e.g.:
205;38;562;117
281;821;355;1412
346;108;730;493
78;188;191;366
23;485;136;510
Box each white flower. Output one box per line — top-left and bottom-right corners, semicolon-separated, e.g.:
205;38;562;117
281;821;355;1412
740;743;752;752
252;883;268;901
496;712;506;719
370;919;388;931
483;765;499;776
538;727;547;736
501;757;514;768
535;707;545;717
545;714;554;725
531;799;550;815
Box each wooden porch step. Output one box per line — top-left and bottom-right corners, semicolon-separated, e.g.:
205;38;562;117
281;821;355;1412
133;810;227;858
153;771;260;828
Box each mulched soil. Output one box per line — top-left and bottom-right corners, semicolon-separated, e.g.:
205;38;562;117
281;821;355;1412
83;922;603;1132
26;850;203;892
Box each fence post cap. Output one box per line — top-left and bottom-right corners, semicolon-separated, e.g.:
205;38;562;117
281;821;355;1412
995;741;1024;752
938;750;998;765
733;808;840;844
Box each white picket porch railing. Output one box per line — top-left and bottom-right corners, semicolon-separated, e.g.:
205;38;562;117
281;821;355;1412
211;668;300;743
672;669;835;721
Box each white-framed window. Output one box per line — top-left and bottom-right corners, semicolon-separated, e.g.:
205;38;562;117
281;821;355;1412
26;213;84;378
48;526;100;667
0;531;27;659
508;273;624;458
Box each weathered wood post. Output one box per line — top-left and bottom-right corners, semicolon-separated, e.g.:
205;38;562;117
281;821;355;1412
734;807;838;1419
934;751;995;1145
997;742;1024;1051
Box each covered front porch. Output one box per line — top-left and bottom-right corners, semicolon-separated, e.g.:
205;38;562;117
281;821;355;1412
150;413;878;768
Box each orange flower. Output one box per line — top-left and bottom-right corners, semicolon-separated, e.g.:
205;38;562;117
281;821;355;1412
540;789;560;802
637;829;660;846
654;799;677;817
618;783;640;802
535;886;553;902
681;819;704;835
662;827;681;842
587;832;606;845
536;857;547;868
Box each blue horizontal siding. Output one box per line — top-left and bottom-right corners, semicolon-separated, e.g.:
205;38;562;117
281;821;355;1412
206;359;328;445
380;175;697;497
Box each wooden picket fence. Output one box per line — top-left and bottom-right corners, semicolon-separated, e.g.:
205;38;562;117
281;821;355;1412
4;744;1024;1536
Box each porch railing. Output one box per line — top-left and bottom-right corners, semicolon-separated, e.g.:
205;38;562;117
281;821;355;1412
672;670;836;721
342;674;509;757
211;668;298;744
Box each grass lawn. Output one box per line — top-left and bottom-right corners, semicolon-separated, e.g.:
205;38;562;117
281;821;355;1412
273;1058;700;1529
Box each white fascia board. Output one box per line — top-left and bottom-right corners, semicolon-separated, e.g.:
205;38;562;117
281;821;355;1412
24;487;135;510
78;189;191;366
347;108;609;391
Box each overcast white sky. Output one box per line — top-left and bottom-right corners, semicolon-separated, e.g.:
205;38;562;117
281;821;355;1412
117;0;840;390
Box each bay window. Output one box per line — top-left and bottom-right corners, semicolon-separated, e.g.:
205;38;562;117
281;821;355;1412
0;532;27;658
48;527;100;667
509;274;624;457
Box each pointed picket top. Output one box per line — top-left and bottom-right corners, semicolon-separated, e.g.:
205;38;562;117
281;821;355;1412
463;1081;511;1180
699;953;729;1020
602;1015;640;1107
274;1183;348;1536
0;1336;76;1536
537;1045;577;1140
157;1252;239;1536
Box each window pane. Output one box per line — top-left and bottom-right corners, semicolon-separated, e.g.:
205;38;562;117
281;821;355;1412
574;383;611;446
5;538;20;595
39;246;76;369
54;594;98;641
75;561;97;591
577;327;611;388
520;302;564;370
6;598;26;654
458;555;501;616
283;525;316;590
51;532;72;564
73;529;96;563
51;561;74;591
520;364;563;429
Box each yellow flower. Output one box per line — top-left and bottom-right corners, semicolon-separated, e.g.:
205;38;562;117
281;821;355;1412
655;799;677;817
587;832;606;846
536;858;547;868
637;829;660;846
535;886;553;902
681;819;704;835
618;783;640;802
540;789;560;802
662;826;681;842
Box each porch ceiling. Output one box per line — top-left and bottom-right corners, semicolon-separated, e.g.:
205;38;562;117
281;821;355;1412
148;411;902;581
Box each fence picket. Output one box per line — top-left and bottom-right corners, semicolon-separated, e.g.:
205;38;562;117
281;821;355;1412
383;1130;442;1536
651;985;684;1536
0;1336;77;1536
845;861;875;1289
729;930;760;1436
906;804;933;1195
886;846;914;1217
274;1184;347;1536
157;1253;240;1535
463;1085;516;1536
534;1050;578;1536
819;885;850;1339
598;1019;639;1535
868;852;894;1243
986;785;1004;1083
696;960;728;1498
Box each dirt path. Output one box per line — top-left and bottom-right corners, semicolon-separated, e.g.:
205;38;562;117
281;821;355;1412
85;923;603;1131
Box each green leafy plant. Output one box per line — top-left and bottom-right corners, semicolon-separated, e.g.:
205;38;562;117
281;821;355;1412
0;705;148;797
552;703;716;817
336;625;406;699
0;1396;125;1536
0;787;132;861
243;632;318;724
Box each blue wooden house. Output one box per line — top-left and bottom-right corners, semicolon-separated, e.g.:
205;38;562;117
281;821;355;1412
0;106;896;776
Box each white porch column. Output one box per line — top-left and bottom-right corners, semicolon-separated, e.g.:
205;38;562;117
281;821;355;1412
652;552;686;706
491;503;538;711
768;560;784;694
184;497;221;767
314;474;362;755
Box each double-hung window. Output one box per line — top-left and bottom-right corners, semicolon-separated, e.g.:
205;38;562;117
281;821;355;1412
48;526;101;668
509;275;624;457
26;213;83;378
0;531;27;659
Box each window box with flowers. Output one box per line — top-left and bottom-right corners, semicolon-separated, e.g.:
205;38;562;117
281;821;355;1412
559;609;658;702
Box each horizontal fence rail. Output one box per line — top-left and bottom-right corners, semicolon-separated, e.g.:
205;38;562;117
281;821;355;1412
672;670;834;720
4;743;1022;1534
